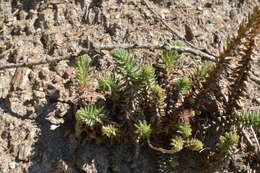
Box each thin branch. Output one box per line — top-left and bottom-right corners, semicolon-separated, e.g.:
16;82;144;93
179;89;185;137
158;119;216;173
250;126;260;152
0;54;76;70
94;43;216;61
242;128;254;147
142;0;210;52
0;43;216;70
147;138;178;154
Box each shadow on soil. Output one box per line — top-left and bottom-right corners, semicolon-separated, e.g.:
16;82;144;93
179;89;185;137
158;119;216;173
27;101;78;173
0;98;79;172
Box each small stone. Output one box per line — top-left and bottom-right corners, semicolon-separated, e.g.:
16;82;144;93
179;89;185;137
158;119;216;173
18;10;28;20
26;105;34;112
229;9;237;20
255;98;260;105
9;123;15;130
55;61;68;77
18;144;31;161
52;75;63;83
33;90;46;98
63;68;74;79
50;124;59;130
197;6;203;11
9;97;27;116
55;102;70;118
9;162;16;169
204;3;212;8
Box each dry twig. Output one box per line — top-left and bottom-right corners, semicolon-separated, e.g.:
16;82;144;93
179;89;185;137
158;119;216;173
147;138;179;154
0;54;76;70
0;43;216;70
242;128;255;147
250;126;260;152
95;43;216;61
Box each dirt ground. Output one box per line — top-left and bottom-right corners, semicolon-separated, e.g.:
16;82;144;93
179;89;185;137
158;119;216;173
0;0;259;173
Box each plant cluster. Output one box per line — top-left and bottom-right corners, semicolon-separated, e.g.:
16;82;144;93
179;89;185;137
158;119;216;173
218;132;239;154
192;5;260;167
74;48;206;168
73;6;260;171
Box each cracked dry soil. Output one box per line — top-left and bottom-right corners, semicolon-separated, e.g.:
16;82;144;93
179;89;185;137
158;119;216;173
0;0;259;173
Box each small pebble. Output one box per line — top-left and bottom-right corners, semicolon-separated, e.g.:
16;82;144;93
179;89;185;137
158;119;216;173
255;98;260;105
9;162;16;169
50;124;59;130
33;90;45;98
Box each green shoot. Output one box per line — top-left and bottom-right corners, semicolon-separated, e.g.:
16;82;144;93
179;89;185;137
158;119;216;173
160;44;181;74
75;56;91;88
76;105;105;127
236;110;260;126
170;136;184;152
138;65;156;87
218;132;239;154
102;124;118;138
186;139;204;151
98;74;121;102
175;76;192;95
135;120;152;139
194;61;214;83
173;41;183;47
177;123;192;138
112;49;140;83
149;85;166;105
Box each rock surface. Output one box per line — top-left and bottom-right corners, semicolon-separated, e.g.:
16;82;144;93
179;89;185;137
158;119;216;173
0;0;259;173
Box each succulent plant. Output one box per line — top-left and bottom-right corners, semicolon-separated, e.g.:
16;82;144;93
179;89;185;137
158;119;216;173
149;85;166;105
175;76;192;95
102;124;118;138
138;65;156;87
186;139;204;151
98;74;121;102
194;61;214;83
75;55;91;88
177;123;192;138
75;105;105;127
112;49;140;83
160;47;181;74
135;120;152;139
170;136;184;152
234;110;260;126
218;132;239;154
